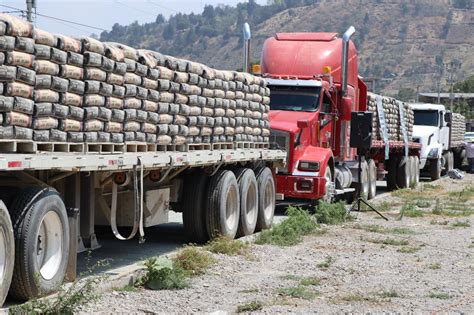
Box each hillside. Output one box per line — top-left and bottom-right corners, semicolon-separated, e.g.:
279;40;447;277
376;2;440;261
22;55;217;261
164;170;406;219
100;0;474;98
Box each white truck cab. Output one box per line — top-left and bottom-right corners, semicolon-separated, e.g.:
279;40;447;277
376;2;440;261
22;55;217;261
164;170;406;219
411;103;453;180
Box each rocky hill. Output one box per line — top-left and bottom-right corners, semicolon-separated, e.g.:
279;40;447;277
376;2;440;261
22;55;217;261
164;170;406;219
100;0;474;99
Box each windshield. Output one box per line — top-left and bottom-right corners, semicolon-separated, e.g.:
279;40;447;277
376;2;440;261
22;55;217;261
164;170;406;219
414;110;439;127
269;86;321;112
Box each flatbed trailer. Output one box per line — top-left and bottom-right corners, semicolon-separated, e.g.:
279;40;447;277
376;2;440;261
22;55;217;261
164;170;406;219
0;147;286;304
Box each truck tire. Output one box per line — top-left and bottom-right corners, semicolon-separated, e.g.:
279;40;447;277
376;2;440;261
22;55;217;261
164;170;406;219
0;200;14;306
255;167;275;232
9;187;70;301
442;153;449;176
397;157;410;189
414;156;420;186
322;166;334;203
367;159;377;200
182;172;210;244
234;168;258;237
205;170;240;239
430;158;441;180
386;157;398;191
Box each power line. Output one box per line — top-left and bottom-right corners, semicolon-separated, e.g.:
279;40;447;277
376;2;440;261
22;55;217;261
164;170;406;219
114;0;158;17
0;3;106;31
147;0;178;13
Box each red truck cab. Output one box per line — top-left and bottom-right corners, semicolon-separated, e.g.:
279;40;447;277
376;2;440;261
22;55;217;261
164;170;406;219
262;29;367;202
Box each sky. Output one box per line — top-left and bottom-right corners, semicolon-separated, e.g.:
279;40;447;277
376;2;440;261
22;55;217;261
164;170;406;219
0;0;266;37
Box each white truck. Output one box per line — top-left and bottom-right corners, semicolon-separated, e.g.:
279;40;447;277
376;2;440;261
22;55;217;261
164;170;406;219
0;147;285;305
411;103;466;180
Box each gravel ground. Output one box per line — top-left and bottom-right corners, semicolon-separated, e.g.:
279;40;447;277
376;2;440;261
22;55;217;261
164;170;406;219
80;175;474;314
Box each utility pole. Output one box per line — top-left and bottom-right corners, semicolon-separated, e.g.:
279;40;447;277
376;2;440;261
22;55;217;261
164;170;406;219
445;60;462;112
25;0;36;23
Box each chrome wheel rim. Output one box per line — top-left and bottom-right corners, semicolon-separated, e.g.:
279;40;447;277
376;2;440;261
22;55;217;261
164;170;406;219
225;185;239;231
246;182;258;225
36;211;63;280
0;228;6;283
263;178;275;220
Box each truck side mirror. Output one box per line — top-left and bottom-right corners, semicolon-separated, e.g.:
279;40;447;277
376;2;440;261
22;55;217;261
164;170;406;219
297;119;309;129
341;96;353;121
445;112;452;123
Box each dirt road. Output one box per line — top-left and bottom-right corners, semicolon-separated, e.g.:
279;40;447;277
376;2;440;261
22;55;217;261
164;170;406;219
80;175;474;313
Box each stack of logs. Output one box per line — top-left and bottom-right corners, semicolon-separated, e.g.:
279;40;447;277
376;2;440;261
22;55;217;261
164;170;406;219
366;92;414;142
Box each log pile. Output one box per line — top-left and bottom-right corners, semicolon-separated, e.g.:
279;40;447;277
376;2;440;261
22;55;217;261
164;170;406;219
366;92;414;142
0;13;270;150
451;113;465;146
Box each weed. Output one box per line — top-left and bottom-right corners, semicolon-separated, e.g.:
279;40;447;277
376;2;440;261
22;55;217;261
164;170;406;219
10;258;109;314
115;285;138;292
340;293;378;302
430;219;448;225
237;301;263;313
397;246;420;253
256;206;319;246
428;292;451;299
428;263;441;270
415;200;431;208
239;288;260;294
277;286;318;300
280;274;300;281
375;201;393;212
423;184;441;190
364;237;409;246
352;224;415;235
142;257;188;290
399;203;424;218
316;256;334;269
451;220;471;228
206;236;249;256
315;201;349;224
173;246;215;276
392;188;417;199
379;290;400;298
300;277;320;286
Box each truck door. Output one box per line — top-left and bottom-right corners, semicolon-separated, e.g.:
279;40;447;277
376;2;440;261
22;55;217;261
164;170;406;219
319;91;335;149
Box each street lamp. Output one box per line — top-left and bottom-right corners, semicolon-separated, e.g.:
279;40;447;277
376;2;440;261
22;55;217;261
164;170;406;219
445;60;462;112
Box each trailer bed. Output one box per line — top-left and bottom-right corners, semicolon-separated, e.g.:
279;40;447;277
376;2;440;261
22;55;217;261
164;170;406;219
0;149;286;172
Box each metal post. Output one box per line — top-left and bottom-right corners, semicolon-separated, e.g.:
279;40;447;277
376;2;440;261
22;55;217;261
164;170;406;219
25;0;34;22
80;172;101;250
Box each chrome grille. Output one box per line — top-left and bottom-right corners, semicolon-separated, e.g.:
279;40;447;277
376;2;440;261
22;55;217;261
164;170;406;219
270;129;290;173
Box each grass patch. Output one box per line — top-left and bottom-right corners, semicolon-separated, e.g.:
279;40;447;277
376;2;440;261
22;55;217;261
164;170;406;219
340;293;378;302
423;184;441;190
352;224;415;235
314;201;348;224
205;236;249;256
316;256;334;269
236;301;263;313
300;277;320;286
256;206;319;246
428;263;441;270
374;201;393;212
392;188;418;199
430;219;448;225
428;292;451;299
451;220;471;228
379;290;400;298
448;186;474;202
115;285;138;292
397;246;420;254
364;237;409;246
277;286;318;300
173;246;215;276
280;274;300;281
399;203;424;218
415;200;431;208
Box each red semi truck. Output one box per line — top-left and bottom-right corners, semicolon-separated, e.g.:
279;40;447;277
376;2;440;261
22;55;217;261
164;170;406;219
260;27;421;203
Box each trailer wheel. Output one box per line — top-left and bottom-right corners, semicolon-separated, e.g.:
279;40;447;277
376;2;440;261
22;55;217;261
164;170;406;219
386;157;398;191
255;167;275;232
9;187;69;301
234;168;258;237
430;158;441;180
205;170;240;239
367;159;377;200
396;157;410;188
0;201;14;306
414;156;420;186
182;173;210;243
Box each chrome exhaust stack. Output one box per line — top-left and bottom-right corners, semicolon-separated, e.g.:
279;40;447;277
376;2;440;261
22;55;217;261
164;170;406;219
341;26;355;96
242;22;251;73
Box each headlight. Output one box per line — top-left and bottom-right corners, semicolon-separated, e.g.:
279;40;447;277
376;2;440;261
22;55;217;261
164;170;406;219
428;148;439;158
298;161;320;171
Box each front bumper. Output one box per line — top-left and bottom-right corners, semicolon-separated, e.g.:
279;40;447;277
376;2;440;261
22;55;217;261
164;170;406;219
275;174;326;200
